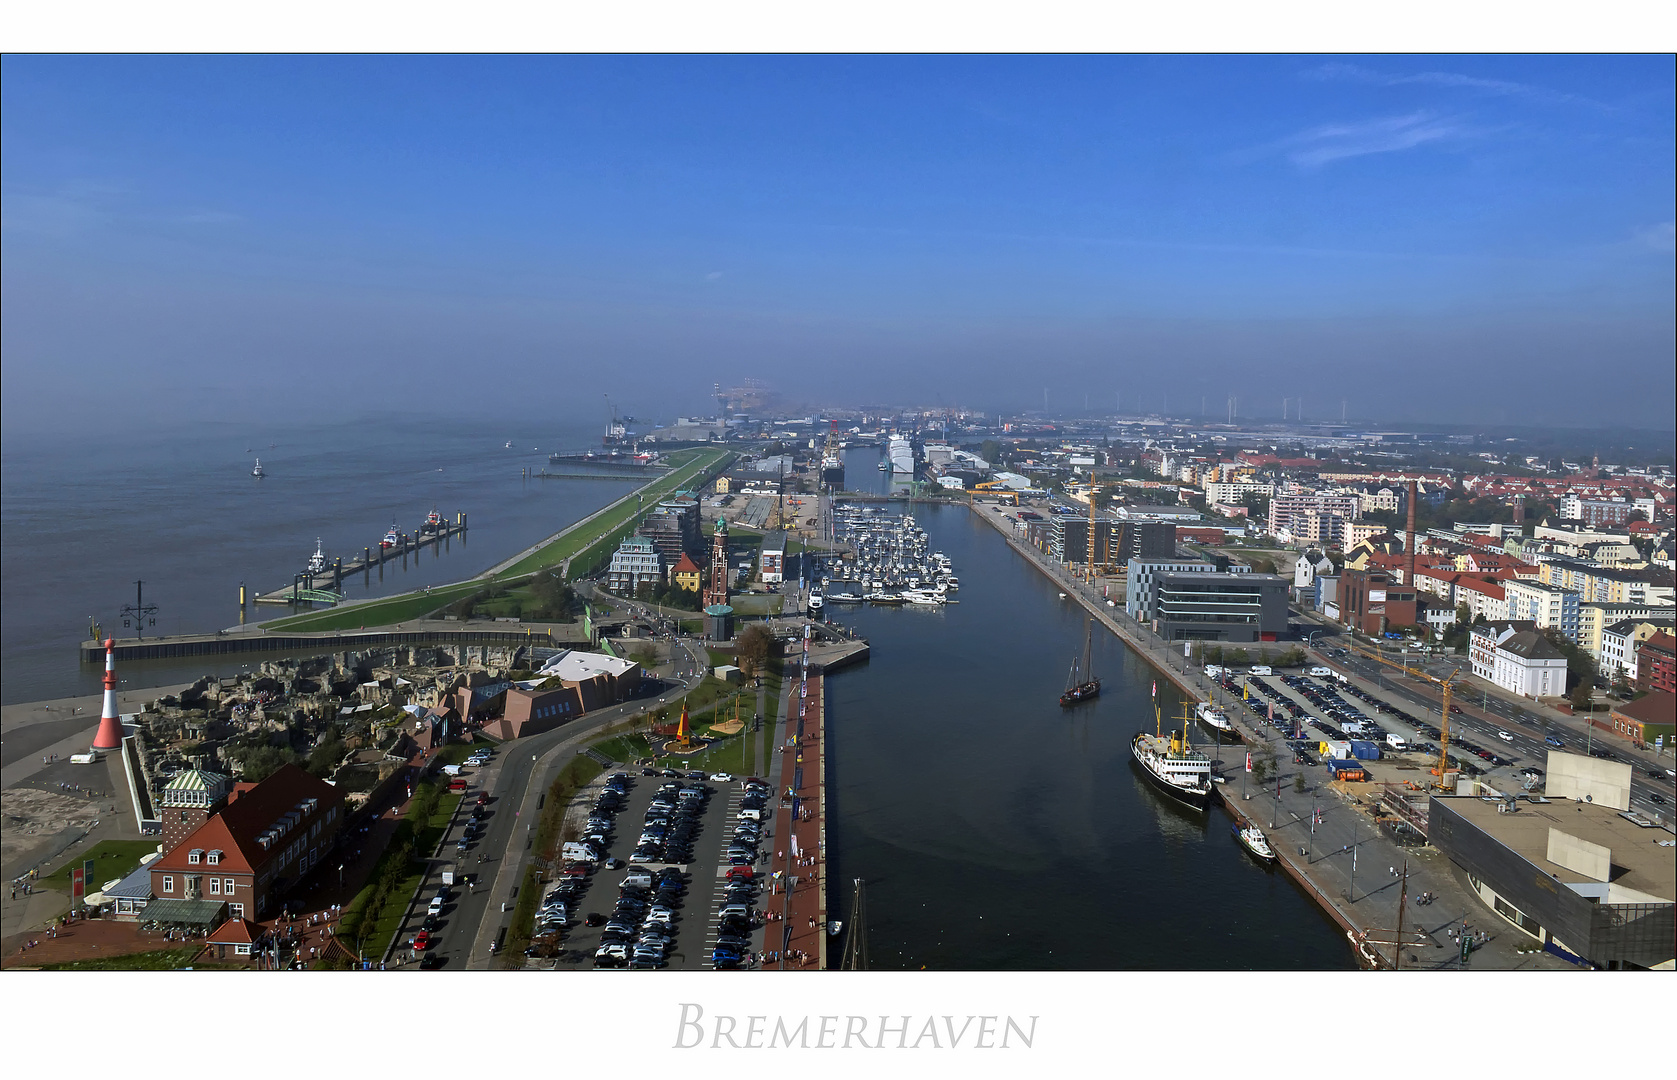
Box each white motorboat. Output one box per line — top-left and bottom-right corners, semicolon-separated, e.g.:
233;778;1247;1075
306;539;328;575
1234;824;1277;864
251;458;265;478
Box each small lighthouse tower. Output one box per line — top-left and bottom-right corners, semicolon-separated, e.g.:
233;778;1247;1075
91;638;126;751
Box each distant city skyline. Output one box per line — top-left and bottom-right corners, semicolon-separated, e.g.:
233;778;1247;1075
3;55;1672;434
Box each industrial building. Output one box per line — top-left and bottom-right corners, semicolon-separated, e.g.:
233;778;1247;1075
1151;571;1289;642
1428;764;1674;969
1340;568;1419;636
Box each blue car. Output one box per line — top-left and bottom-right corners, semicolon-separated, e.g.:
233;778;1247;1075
1545;734;1565;748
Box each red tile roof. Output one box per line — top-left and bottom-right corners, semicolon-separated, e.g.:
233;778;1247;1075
207;917;264;945
671;553;702;575
153;764;343;877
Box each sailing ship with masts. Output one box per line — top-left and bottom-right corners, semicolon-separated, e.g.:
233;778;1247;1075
1059;620;1101;706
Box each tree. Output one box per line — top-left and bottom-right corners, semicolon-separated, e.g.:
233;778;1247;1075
980;439;1002;466
1569;680;1594;714
736;624;772;678
306;734;346;778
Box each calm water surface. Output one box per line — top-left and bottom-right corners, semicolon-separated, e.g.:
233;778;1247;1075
1;417;636;703
824;449;1353;969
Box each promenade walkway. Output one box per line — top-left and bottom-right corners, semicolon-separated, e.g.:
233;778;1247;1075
763;645;828;971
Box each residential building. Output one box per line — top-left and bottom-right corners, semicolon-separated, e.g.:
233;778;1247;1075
607;536;664;595
760;531;787;584
1267;492;1359;540
148;764;345;924
1607;692;1676;748
1487;630;1570;699
1151;572;1290;643
1504;579;1581;642
1637;631;1676;695
1560;496;1635;528
1343;520;1390;549
1600;618;1676;685
1203;480;1274;505
1293;549;1335;592
1341;568;1418;636
1470;621;1537;682
1578;601;1669;661
669;552;702;594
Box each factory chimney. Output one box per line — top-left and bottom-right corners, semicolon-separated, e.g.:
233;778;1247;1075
1405;480;1418;586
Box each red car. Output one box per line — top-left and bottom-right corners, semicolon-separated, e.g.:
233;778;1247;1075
725;866;755;882
412;930;432;951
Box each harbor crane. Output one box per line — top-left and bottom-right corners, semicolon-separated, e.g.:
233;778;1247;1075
1347;641;1463;789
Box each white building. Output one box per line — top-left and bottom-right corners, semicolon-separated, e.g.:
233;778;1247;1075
1503;578;1581;642
1470;622;1569;699
606;536;664;595
1203;481;1274;505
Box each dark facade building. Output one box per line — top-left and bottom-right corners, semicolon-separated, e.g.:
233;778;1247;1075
1428;796;1674;969
637;497;702;562
1341;568;1418;636
1152;571;1289;642
1048;514;1175;567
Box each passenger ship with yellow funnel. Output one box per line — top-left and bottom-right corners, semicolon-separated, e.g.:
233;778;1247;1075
1131;692;1213;811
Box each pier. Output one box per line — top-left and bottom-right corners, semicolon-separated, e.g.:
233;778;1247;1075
252;516;468;604
765;658;830;970
79;622;577;663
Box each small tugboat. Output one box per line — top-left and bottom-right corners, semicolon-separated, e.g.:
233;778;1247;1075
306;539;328;576
380;524;400;549
251;458;265;478
1196;701;1240;741
1060;620;1101;707
423;506;444;532
1234;823;1277;864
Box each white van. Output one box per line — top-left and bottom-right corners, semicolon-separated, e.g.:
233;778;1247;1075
1205;665;1228;679
737;808;763;822
1248;665;1273;677
1306;666;1333;677
622;869;654;889
1386;734;1408;751
427;895;445;915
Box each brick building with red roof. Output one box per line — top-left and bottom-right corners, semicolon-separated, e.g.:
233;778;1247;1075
149;763;345;922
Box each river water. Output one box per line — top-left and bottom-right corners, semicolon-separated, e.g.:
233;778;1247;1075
0;416;637;704
822;447;1354;969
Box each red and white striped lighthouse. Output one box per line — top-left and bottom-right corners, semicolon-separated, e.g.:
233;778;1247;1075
91;638;125;751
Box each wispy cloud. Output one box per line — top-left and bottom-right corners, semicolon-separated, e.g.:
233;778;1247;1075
1304;62;1608;110
1633;221;1676;253
1236;111;1476;168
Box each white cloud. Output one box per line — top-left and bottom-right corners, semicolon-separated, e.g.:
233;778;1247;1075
1303;62;1604;109
705;270;724;281
1238;111;1475;168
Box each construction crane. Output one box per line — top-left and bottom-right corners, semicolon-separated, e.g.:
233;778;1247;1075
1348;641;1463;787
1086;484;1100;583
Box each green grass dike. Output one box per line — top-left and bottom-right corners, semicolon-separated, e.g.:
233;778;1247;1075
262;447;731;634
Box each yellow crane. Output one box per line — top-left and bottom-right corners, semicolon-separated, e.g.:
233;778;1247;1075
1347;641;1463;787
1086;484;1100;583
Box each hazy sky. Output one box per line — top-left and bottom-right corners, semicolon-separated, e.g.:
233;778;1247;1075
3;55;1672;432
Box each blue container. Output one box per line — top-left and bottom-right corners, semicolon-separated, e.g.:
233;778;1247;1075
1350;740;1381;760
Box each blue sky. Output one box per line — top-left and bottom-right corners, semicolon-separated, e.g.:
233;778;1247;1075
3;55;1672;430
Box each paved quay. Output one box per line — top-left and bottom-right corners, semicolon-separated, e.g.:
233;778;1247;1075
966;502;1574;970
764;649;829;971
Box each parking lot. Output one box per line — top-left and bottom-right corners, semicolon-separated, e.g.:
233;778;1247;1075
538;768;778;970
